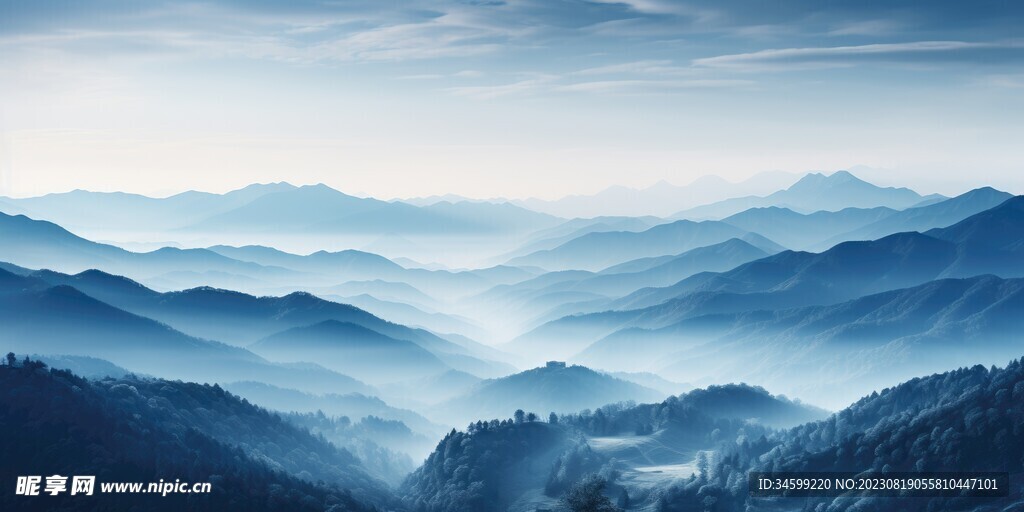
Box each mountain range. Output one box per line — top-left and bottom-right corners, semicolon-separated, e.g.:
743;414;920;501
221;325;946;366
0;182;562;236
506;219;783;271
673;170;945;220
507;171;803;218
508;197;1024;397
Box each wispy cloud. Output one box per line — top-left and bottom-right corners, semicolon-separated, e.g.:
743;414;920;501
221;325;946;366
556;78;752;94
693;41;1024;71
447;75;558;99
447;65;750;99
586;0;719;20
572;60;684;76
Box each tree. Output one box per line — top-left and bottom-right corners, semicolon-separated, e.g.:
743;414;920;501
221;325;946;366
696;451;709;480
514;409;526;424
549;412;559;424
617;489;630;509
5;352;15;366
561;474;619;512
527;412;538;423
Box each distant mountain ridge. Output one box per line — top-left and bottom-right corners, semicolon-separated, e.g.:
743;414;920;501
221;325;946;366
579;275;1024;406
617;195;1024;312
433;362;665;425
0;210;307;291
510;197;1024;378
508;170;803;218
721;205;897;250
0;267;378;396
1;182;562;236
674;170;943;220
811;186;1014;250
20;265;515;380
250;320;450;383
507;219;784;271
0;182;296;231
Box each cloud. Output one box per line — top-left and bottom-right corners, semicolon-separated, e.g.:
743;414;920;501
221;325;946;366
448;69;751;99
693;40;1024;71
977;74;1024;88
447;75;558;99
572;60;682;76
556;78;752;93
585;0;718;19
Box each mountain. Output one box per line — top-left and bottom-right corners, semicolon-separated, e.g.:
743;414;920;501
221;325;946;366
188;184;560;235
207;244;406;277
404;382;828;512
433;363;665;425
330;293;489;343
401;419;583;512
509;232;959;361
0;211;303;289
925;194;1024;277
604;371;692;397
517;198;1024;369
814;186;1015;250
0;359;391;511
467;239;773;337
207;243;536;301
380;369;484;408
582;276;1024;408
207;381;441;484
0;182;296;232
506;219;783;271
657;358;1024;512
226;380;439;430
2;182;561;236
674;171;942;220
0;268;376;396
322;279;439;309
495;216;664;263
24;266;514;378
283;412;422;487
249;320;450;383
721;206;896;250
618;195;1024;313
574;238;772;294
614;231;961;312
510;171;802;218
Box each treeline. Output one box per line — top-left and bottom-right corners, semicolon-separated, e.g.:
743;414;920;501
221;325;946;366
656;358;1024;512
556;387;777;450
401;413;580;512
286;412;418;486
0;354;392;511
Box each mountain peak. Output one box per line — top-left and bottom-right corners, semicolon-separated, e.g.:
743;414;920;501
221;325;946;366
789;170;863;189
829;170;857;181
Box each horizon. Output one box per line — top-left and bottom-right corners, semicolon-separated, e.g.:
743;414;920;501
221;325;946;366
2;167;1019;202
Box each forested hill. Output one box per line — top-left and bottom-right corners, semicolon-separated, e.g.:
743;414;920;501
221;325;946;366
401;418;605;512
402;384;827;512
0;356;395;512
658;357;1024;512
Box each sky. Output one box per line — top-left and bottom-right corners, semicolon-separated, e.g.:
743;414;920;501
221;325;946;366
1;0;1022;199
